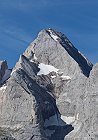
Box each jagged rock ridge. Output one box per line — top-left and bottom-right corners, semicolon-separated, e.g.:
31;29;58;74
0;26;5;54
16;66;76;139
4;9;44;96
0;29;97;140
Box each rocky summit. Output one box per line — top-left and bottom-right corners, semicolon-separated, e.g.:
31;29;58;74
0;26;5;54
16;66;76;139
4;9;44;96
0;28;97;140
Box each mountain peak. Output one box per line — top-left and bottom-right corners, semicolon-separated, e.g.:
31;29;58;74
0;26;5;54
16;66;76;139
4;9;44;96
24;28;93;77
0;29;97;140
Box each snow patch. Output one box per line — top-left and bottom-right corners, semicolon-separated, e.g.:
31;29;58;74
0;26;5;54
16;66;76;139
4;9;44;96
51;34;59;41
30;54;37;62
0;86;7;91
61;115;75;124
76;113;79;120
44;114;77;127
11;69;16;76
37;63;59;75
30;60;33;63
48;29;59;41
34;54;37;60
61;75;71;80
44;114;66;127
51;75;56;79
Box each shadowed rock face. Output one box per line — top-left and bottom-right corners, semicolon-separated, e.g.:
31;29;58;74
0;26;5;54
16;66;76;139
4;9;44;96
0;61;8;81
0;29;97;140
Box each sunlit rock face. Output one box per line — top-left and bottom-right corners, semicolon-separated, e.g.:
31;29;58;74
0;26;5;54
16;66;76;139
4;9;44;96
0;28;98;140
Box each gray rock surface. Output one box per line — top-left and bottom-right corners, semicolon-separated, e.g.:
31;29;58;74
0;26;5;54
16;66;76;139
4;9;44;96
0;61;8;81
0;29;97;140
24;29;92;77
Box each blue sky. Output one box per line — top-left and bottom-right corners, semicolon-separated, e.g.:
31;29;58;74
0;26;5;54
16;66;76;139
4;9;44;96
0;0;98;68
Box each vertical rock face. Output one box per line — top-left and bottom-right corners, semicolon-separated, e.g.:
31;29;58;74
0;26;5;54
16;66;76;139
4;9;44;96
0;28;97;140
0;61;11;85
84;63;98;140
0;61;8;81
